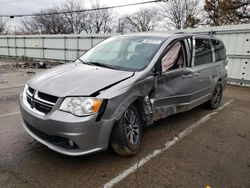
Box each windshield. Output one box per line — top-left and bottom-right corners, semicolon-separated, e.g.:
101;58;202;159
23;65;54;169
78;36;166;71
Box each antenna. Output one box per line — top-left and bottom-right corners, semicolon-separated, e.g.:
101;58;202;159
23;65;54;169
209;30;216;36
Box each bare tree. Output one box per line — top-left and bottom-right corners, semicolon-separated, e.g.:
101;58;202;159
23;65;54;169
237;2;250;23
59;0;89;34
122;8;161;32
21;0;115;34
204;0;221;26
160;0;201;29
23;8;71;34
22;8;71;34
21;18;41;34
85;0;115;34
22;0;87;34
204;0;250;26
0;18;8;35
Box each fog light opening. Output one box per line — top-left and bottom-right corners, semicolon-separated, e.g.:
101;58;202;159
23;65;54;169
69;139;74;147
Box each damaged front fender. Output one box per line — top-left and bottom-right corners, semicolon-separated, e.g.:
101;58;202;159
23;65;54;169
99;74;155;126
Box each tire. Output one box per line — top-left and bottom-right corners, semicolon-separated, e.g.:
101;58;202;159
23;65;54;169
110;105;142;156
207;82;223;109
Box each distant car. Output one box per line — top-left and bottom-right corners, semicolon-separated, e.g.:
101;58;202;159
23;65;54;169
20;33;228;156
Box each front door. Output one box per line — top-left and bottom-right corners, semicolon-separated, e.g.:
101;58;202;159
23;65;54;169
152;37;215;121
151;38;195;121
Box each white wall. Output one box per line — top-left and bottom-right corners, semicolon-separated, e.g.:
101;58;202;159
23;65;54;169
0;34;112;62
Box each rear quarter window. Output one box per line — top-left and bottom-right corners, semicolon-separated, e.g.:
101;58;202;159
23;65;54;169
212;40;227;61
194;38;213;66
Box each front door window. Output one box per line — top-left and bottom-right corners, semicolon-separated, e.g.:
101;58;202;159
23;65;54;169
161;42;185;72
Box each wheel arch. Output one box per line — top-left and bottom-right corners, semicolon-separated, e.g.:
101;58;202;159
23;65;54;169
131;97;148;127
113;96;148;127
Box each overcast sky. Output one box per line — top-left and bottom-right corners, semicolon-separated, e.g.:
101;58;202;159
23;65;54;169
0;0;157;28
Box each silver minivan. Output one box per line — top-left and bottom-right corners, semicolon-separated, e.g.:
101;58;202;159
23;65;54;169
20;33;228;156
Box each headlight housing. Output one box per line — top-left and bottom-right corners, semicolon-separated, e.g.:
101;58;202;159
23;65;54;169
59;97;103;116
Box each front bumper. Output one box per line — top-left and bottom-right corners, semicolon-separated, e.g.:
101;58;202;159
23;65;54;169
20;94;115;156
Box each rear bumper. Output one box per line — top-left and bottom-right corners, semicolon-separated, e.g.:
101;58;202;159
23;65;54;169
20;94;115;156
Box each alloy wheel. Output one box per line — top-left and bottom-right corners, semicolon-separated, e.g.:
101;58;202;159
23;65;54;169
212;84;222;107
123;108;140;145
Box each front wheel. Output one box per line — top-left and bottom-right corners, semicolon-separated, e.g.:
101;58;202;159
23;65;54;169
207;82;223;109
110;105;142;156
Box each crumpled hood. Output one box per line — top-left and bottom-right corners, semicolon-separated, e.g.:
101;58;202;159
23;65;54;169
28;63;134;97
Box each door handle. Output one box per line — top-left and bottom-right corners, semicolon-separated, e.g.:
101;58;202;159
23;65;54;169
195;72;201;76
181;73;193;78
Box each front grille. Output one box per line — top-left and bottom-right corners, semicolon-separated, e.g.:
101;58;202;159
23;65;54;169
38;92;58;103
35;102;53;114
26;86;58;115
28;87;34;94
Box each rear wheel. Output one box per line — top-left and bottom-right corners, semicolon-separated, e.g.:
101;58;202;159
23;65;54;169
110;105;142;156
207;82;223;109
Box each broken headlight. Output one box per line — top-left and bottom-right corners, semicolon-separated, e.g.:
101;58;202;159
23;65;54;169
59;97;103;116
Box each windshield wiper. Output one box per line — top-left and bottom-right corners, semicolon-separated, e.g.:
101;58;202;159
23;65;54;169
81;60;116;70
78;59;86;64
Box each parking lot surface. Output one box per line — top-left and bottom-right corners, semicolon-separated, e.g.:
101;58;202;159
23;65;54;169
0;59;249;188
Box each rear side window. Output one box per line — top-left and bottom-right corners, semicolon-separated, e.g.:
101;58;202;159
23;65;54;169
194;39;212;66
212;40;227;61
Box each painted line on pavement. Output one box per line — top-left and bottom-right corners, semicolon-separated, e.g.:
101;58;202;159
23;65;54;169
0;111;20;118
103;100;234;188
0;85;24;90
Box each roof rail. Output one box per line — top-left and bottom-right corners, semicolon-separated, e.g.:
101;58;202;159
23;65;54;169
192;30;217;36
174;32;185;34
208;30;216;36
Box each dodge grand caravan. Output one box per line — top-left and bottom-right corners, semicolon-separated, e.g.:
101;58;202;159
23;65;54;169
20;33;228;156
